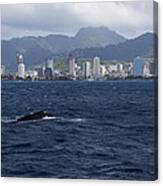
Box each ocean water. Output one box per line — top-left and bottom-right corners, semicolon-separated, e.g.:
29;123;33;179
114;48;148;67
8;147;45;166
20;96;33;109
1;80;157;180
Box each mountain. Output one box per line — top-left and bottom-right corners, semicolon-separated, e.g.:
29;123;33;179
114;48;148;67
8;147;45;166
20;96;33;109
1;26;126;71
72;33;157;61
73;26;126;48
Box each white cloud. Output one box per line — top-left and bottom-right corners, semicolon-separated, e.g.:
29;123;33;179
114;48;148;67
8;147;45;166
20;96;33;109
1;1;154;39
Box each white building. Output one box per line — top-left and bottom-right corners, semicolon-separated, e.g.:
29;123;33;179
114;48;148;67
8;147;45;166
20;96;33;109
123;62;134;76
143;58;156;77
143;62;151;77
108;64;117;73
68;54;76;77
117;63;123;72
92;56;101;79
18;63;25;79
100;65;106;77
25;70;38;79
17;53;25;79
82;61;91;79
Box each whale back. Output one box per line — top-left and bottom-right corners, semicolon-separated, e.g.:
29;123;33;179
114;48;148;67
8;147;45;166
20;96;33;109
17;111;53;122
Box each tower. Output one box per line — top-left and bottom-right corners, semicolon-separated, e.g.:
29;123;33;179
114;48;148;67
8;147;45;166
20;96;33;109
68;54;76;77
17;53;25;79
133;56;144;77
92;56;101;79
82;61;91;79
44;59;54;79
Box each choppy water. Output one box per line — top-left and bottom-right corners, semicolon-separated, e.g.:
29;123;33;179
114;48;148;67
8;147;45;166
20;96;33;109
1;80;157;180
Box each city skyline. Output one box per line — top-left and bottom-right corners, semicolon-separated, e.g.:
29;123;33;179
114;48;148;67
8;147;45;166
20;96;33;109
1;52;155;80
1;1;154;40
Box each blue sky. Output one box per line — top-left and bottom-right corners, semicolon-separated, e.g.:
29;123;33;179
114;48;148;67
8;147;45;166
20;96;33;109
1;1;154;40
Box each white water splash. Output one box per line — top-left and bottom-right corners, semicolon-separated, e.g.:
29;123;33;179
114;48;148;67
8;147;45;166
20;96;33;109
59;117;86;122
42;116;56;120
1;117;17;124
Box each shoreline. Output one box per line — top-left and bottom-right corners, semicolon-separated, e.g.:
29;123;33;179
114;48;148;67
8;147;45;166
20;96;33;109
1;78;156;82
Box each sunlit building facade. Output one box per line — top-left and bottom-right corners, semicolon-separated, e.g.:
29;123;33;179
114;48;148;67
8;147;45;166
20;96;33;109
92;56;101;79
17;53;25;79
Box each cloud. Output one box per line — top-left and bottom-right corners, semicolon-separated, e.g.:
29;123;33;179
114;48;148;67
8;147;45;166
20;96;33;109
1;1;154;39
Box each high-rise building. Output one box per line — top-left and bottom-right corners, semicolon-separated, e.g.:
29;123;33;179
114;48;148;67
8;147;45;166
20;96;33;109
17;53;25;79
44;68;53;79
46;59;54;71
123;62;134;77
142;58;157;77
92;56;101;79
68;54;76;77
82;61;91;79
100;65;106;77
18;64;25;79
133;56;144;77
143;62;151;77
117;63;123;72
44;59;54;79
16;53;23;64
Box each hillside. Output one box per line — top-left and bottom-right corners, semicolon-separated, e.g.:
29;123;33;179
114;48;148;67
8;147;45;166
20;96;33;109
72;33;157;61
1;26;126;71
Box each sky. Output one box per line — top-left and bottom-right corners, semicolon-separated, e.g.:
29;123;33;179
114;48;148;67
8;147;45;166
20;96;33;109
1;1;154;40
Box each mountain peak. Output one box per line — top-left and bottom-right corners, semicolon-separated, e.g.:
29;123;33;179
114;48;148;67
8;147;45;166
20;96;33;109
75;26;126;48
76;26;122;38
76;26;111;34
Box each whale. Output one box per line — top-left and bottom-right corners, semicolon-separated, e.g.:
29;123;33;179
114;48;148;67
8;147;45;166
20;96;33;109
16;111;54;122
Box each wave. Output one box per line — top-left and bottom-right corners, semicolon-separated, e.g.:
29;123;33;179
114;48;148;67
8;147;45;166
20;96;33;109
1;115;86;124
1;117;17;124
63;118;86;122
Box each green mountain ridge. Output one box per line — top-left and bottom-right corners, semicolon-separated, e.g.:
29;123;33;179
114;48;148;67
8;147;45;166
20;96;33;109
2;26;126;71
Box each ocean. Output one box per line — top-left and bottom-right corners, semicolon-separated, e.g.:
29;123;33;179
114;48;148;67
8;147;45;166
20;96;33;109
1;80;157;180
